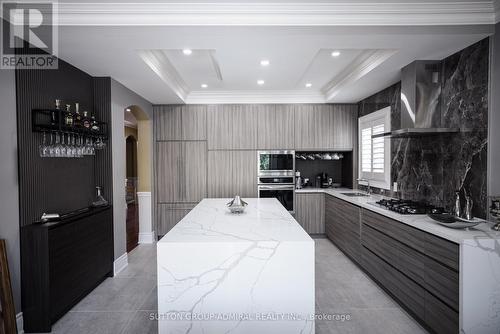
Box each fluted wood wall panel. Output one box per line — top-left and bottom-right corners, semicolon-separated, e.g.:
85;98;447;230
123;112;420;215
16;61;112;227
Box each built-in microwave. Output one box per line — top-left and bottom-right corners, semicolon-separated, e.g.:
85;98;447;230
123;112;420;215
258;150;295;177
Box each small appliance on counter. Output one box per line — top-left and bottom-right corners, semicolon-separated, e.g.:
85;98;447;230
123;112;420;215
295;171;302;189
315;175;321;188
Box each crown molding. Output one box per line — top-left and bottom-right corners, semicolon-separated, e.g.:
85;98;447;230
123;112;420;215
137;49;188;101
322;49;397;101
52;2;497;26
185;90;326;104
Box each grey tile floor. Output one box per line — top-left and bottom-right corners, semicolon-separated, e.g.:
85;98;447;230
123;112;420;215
44;239;427;334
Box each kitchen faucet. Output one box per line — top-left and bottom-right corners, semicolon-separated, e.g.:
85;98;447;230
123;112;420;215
357;178;371;195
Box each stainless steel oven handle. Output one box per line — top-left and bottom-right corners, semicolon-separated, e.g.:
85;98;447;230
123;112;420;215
258;185;295;190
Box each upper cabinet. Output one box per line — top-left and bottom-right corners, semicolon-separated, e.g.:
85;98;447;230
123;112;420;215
207;104;258;150
156;141;207;203
257;105;295;149
294;104;357;150
155;105;207;141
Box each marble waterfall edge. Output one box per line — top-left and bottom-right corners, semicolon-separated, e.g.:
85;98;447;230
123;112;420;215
157;198;315;334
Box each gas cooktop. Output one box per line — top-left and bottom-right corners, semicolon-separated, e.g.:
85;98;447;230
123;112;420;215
374;199;445;215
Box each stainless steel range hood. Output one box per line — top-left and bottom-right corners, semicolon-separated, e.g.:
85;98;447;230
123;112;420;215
373;60;459;139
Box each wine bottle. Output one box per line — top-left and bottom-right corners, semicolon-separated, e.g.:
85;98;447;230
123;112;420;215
65;104;74;126
82;111;91;129
74;103;82;127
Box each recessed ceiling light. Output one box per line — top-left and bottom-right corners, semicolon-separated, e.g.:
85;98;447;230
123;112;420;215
331;50;341;57
260;59;270;66
201;83;208;88
182;49;192;55
305;83;312;88
125;108;131;112
257;80;265;85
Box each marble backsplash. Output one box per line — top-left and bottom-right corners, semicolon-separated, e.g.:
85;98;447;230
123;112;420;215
357;38;489;218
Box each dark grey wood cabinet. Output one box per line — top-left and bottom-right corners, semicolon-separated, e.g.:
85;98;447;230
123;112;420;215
295;193;325;234
324;195;361;263
360;207;459;334
324;194;460;334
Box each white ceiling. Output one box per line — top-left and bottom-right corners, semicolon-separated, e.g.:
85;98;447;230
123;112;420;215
50;1;497;104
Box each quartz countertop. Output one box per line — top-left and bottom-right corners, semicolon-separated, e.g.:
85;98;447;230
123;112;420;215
296;187;500;244
157;198;315;333
159;198;313;244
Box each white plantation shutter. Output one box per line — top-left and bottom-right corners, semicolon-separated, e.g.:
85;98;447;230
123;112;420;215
358;107;391;189
361;128;372;173
372;124;385;174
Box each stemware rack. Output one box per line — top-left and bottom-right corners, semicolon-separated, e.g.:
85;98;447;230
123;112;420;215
32;109;108;139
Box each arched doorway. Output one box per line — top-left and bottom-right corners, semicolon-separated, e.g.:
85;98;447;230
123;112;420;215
124;105;154;246
125;133;138;252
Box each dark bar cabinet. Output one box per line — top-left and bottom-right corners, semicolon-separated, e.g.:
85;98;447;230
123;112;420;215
21;206;113;333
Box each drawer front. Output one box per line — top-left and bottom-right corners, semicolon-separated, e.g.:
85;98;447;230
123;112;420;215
325;195;360;262
157;203;197;235
361;246;425;321
425;233;459;271
424;256;459;312
361;209;459;271
361;209;425;252
425;291;459;334
362;224;425;285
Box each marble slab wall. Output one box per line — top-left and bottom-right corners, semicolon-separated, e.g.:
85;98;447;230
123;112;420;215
358;38;489;218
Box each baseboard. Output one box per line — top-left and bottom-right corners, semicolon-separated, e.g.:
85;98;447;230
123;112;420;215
113;252;128;276
16;312;24;334
138;231;155;244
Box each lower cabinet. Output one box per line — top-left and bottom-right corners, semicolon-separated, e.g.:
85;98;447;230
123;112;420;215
324;194;460;334
294;193;325;234
21;207;113;333
324;195;361;263
157;203;197;236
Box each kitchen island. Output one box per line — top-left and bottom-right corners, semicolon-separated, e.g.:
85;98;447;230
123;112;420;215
157;198;315;334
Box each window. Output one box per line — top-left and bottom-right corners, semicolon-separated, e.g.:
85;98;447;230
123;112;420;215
358;106;391;189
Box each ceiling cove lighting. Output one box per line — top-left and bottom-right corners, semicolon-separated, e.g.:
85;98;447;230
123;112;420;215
305;83;312;88
331;50;341;57
182;49;192;55
260;59;270;66
257;80;265;85
201;84;208;88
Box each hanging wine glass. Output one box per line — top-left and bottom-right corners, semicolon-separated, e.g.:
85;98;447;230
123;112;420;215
39;131;48;158
60;133;67;157
48;132;55;157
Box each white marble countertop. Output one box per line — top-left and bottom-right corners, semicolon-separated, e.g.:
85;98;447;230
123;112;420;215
159;198;313;244
296;187;500;244
157;198;315;333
